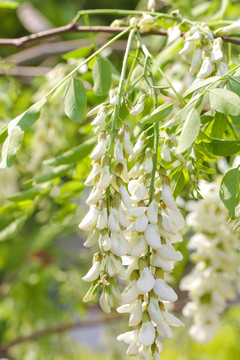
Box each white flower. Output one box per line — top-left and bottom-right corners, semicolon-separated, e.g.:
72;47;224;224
162;311;184;327
130;234;147;257
108;207;120;232
185;29;201;42
147;0;156;12
152;252;172;272
91;108;107;126
117;329;139;344
162;184;177;210
79;205;99;230
120;184;132;209
99;289;111;313
190;48;202;76
114;139;124;162
161;144;172;162
148;297;165;324
153;351;161;360
197;57;214;78
130;103;144;116
134;212;149;232
179;40;195;56
211;38;223;63
86;187;103;205
129;299;143;326
215;21;240;36
98;165;110;189
138;14;154;33
153;278;178;302
161;210;177;234
158;244;183;262
167;26;181;45
111;231;130;256
145;224;162;249
121;280;139;304
129;162;143;178
119;203;130;227
217;61;228;76
144;156;153;173
109;89;118;105
189;323;218;344
139;321;155;346
90;137;106;160
99;232;112;251
166;207;185;230
147;200;158;224
123;127;134;154
84;162;101;186
128;179;147;203
125;206;148;217
83;228;99;247
156;321;173;339
82;261;101;281
96;207;107;230
137;267;155;293
129;134;146;161
120;157;129;183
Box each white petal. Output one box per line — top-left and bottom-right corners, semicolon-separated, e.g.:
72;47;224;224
161;144;172;162
152;252;172;272
162;184;177;210
179;40;195;56
148;297;165;324
120;185;132;209
161;211;177;234
156;321;173;339
108;207;120;232
99;232;112;251
197;57;214;79
162;311;184;327
158;244;183;261
135;213;149;232
90;139;106;160
147;200;158;224
96;207;107;230
82;261;101;282
129;299;143;326
130;103;144;116
138;321;155;346
99;290;111;313
137;267;155;293
83;228;99;247
114;139;124;162
121;280;139;304
153;278;178;302
84;163;101;186
91;111;106;126
190;48;202;76
130;234;147;257
168;26;181;45
86;187;103;205
98;165;111;189
119;203;130;227
123;131;134;154
117;330;138;344
145;224;162;249
125;206;148;217
78;206;99;230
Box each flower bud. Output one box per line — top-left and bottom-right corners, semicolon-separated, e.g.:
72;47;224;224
190;47;202;76
217;61;228;76
91;107;107;126
215;21;240;36
137;267;155;293
130;102;144;116
90;133;107;160
179;40;195;56
99;288;111;313
211;38;223;63
109;89;118;105
79;205;99;230
147;0;156;12
121;280;139;304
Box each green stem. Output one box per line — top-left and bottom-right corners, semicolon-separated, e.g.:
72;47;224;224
42;27;132;101
73;9;177;23
84;15;98;52
106;28;136;214
126;46;140;89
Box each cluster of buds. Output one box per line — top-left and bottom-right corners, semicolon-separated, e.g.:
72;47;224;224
168;24;228;78
180;181;240;344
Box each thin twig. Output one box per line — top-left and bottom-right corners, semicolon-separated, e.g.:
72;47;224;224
0;314;124;351
0;25;240;48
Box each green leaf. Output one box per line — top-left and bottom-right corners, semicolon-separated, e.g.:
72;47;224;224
210;112;226;138
0;216;27;242
64;77;87;123
44;138;96;166
220;167;240;218
0;124;8;144
183;76;220;98
63;46;92;60
141;102;174;124
164;96;198;128
0;200;33;215
0;126;24;168
0;0;19;8
209;89;240;116
34;164;73;184
171;170;185;198
177;108;201;153
227;76;240;96
201;138;240;156
7;187;43;202
92;57;112;96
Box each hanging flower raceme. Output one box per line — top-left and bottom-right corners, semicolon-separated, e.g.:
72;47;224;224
180;181;240;344
117;155;185;359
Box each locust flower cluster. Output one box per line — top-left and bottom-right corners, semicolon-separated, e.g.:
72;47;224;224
180;181;240;344
79;87;186;358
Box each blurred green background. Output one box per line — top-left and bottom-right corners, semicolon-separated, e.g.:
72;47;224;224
0;0;240;359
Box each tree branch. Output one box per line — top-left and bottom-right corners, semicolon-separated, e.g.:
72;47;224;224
0;314;124;351
0;24;240;49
